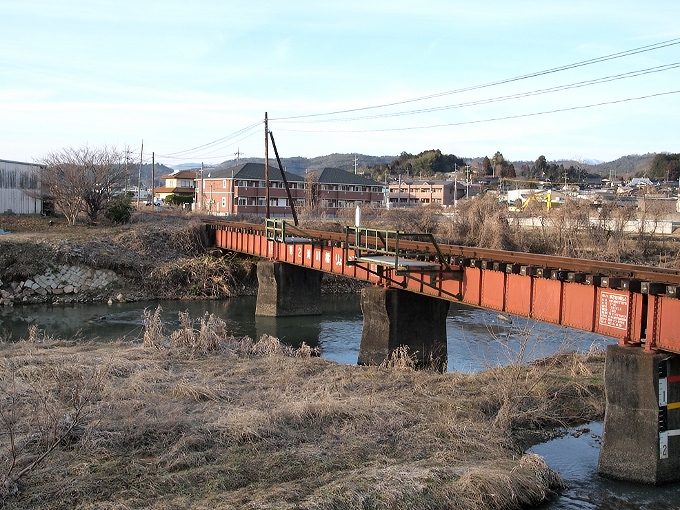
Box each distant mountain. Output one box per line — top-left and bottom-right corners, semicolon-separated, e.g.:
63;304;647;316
216;154;395;174
591;153;656;179
170;163;211;171
573;157;605;166
125;163;175;188
504;154;656;178
166;152;657;182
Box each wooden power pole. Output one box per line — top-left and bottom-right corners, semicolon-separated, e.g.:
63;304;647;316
264;112;270;218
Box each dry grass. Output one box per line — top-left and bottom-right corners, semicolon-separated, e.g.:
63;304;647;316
0;320;604;509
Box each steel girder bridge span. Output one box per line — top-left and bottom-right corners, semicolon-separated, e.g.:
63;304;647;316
206;219;680;485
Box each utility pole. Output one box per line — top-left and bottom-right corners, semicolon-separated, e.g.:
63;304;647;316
137;140;143;208
234;148;242;163
200;162;204;212
151;152;155;206
264;112;270;219
354;154;358;175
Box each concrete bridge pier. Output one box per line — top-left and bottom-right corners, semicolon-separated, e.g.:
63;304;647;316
358;286;449;371
255;260;323;317
598;344;680;484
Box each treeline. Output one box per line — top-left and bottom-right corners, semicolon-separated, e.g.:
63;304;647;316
365;150;467;181
648;153;680;181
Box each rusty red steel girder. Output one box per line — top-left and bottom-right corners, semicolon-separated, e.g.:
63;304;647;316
206;220;680;354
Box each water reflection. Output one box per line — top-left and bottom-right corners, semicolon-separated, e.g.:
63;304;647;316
1;295;611;373
531;423;680;509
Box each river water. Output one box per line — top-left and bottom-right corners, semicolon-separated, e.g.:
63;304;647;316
2;295;679;508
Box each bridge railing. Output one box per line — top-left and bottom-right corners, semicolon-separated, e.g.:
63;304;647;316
344;226;451;272
265;219;314;244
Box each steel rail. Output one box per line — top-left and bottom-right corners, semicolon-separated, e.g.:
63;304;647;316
205;220;680;286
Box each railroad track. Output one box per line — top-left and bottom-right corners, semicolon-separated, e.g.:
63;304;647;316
206;220;680;288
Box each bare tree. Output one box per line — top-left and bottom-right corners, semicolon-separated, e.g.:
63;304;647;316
37;145;128;225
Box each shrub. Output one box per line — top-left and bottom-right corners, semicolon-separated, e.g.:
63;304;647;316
104;195;133;224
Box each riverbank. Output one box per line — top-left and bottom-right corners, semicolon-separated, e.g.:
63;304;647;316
0;321;606;509
0;212;364;306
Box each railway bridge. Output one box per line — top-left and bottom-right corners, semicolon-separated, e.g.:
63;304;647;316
206;218;680;485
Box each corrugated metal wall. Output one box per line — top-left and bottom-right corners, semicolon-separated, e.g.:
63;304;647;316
0;160;42;214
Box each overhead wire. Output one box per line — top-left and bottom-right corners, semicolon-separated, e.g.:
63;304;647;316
160;128;262;161
270;38;680;121
157;120;263;158
151;38;680;157
274;90;680;133
275;62;680;124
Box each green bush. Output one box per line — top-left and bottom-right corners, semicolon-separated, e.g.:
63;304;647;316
105;195;133;224
165;194;194;206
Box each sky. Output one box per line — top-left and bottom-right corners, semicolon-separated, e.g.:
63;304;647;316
1;1;680;167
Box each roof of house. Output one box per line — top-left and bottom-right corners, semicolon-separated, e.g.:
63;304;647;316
159;170;199;180
308;168;381;186
389;180;454;186
206;162;304;182
153;186;195;195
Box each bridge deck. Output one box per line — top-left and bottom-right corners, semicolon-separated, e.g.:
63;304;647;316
355;255;440;271
207;219;680;355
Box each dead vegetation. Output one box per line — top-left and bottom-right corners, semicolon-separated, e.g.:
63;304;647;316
0;213;260;301
0;310;605;509
319;195;680;267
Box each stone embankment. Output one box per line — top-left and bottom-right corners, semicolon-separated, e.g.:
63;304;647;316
0;264;119;306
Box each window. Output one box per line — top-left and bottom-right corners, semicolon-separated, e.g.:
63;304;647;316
221;197;226;207
223;180;227;188
238;198;247;206
257;198;266;206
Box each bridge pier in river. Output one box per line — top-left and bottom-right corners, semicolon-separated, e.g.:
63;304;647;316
358;286;449;371
255;261;323;317
598;345;680;484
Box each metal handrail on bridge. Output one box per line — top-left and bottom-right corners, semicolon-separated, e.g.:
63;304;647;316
344;226;462;290
265;219;316;244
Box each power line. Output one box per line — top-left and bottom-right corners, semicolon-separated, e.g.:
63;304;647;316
158;120;263;158
274;89;680;133
276;62;680;124
270;38;680;121
159;128;262;161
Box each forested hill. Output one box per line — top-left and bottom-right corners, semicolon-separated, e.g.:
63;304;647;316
590;153;656;178
212;154;395;174
170;152;661;180
492;153;657;178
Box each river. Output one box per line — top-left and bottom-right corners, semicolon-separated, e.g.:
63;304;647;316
2;295;679;508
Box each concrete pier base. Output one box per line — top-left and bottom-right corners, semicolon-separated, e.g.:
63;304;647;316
358;286;448;371
255;261;323;317
598;344;680;484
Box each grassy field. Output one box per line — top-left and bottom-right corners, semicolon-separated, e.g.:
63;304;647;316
0;311;605;510
0;211;610;508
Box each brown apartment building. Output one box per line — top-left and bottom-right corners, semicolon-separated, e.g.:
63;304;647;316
388;179;464;207
196;163;384;216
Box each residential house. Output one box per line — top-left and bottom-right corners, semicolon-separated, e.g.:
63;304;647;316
306;167;384;214
0;159;43;214
196;163;384;216
154;170;199;203
388;179;462;208
197;163;306;216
